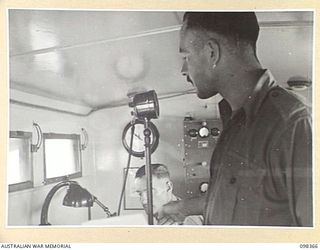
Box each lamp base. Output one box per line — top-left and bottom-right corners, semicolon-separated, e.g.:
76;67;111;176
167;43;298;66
39;222;51;226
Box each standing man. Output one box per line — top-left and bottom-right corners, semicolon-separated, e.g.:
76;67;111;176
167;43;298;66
159;12;312;226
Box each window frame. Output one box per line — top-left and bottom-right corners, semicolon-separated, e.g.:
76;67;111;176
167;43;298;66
43;133;83;185
8;131;34;192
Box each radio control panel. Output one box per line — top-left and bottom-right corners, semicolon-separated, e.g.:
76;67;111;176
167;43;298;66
183;118;222;198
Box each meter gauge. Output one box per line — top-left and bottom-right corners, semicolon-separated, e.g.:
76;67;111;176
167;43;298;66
198;126;210;138
122;120;159;158
211;127;221;137
199;182;209;194
188;129;198;137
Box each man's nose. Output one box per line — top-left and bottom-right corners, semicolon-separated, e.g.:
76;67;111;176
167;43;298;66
181;60;188;76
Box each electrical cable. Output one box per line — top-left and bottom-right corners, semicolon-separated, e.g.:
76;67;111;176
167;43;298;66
117;122;135;216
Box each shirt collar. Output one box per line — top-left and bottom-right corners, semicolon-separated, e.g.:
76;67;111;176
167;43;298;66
219;69;277;126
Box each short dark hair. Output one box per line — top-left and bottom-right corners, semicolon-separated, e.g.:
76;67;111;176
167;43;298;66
135;164;170;179
183;12;259;45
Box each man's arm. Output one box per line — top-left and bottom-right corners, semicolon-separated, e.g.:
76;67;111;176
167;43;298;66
157;196;206;225
270;116;312;226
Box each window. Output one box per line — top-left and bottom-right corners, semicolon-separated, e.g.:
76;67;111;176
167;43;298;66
43;133;82;184
8;131;33;192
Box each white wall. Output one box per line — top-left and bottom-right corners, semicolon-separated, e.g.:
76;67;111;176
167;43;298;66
8;103;96;226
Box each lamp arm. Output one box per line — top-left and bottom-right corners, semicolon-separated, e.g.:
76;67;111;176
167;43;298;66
40;180;78;225
93;197;114;217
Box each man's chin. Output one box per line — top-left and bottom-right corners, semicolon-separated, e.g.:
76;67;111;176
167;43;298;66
197;91;218;99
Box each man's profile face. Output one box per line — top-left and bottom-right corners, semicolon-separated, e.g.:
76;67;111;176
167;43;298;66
179;23;219;99
134;176;172;216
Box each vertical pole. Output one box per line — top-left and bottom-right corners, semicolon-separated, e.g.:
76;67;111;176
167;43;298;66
88;206;91;221
144;117;154;225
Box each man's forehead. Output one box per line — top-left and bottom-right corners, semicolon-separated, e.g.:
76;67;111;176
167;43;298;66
179;29;193;52
179;26;204;52
135;176;167;188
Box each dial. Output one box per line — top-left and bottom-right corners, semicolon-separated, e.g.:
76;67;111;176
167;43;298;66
211;127;221;136
198;126;210;138
188;129;198;137
122;120;159;158
199;182;209;193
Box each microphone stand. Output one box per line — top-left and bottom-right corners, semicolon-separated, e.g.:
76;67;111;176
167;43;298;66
143;117;154;225
128;90;159;225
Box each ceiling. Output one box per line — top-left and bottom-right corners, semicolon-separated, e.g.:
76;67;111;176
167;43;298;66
8;10;313;114
9;10;188;111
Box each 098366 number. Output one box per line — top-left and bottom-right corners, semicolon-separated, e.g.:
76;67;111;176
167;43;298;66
300;244;318;248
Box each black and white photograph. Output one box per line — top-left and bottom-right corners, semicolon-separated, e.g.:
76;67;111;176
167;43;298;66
7;8;314;232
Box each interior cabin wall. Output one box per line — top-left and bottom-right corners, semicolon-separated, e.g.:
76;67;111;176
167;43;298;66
257;25;313;106
8;103;96;226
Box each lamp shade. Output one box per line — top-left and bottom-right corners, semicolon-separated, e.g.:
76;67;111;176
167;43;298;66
63;183;94;207
40;180;113;226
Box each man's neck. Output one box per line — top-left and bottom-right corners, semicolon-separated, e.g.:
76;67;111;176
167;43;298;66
220;67;264;111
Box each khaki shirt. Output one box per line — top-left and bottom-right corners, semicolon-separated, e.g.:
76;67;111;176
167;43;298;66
204;70;312;226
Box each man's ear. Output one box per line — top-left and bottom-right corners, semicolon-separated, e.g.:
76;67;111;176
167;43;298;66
205;38;220;67
166;181;173;192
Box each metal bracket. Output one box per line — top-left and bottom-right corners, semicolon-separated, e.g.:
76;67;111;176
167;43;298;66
31;122;43;152
80;128;88;150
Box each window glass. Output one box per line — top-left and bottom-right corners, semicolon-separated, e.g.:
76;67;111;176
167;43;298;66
8;131;33;192
43;133;82;184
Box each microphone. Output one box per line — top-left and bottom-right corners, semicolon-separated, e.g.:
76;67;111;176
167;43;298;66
128;90;159;120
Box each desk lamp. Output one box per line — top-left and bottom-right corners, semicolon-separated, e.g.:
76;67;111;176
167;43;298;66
40;180;113;225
